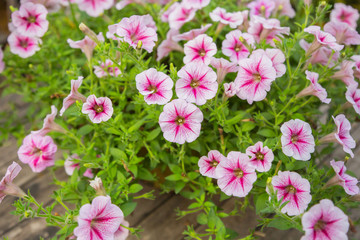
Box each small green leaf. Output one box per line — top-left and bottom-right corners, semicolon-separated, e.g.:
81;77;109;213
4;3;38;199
146;128;161;141
257;128;276;137
165;174;182;181
268;217;293;230
208;208;216;229
129;184;143;193
121;202;137;216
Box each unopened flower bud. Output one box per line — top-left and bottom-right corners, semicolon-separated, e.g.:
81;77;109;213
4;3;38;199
79;23;101;45
89;176;106;196
266;177;274;195
304;0;311;6
136;40;143;50
278;4;283;11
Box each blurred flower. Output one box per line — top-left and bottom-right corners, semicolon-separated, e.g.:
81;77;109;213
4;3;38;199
67;32;104;61
299;39;338;67
332;60;357;87
247;0;275;18
64;154;93;178
182;0;209;9
221;30;254;63
82;95;114;124
301;199;349;240
159;99;203;144
270;171;311;216
176;62;218;105
352;55;360;79
75;0;113;17
173;24;212;41
8;32;41;58
210;57;239;84
198;150;226;179
209;7;244;28
216;151;257;197
330;3;359;29
296;71;331;104
168;3;197;30
223;82;238;98
135;68;174;105
60;77;87;116
157;29;183;61
324;21;360;46
94;59;121;78
161;2;180;23
31;105;67;136
345;84;360;115
18;134;57;172
280;119;315;161
0;162;26;203
114;220;130;240
272;0;295;18
246;141;274;172
325;160;359;195
21;0;61;13
183;34;217;65
304;26;343;56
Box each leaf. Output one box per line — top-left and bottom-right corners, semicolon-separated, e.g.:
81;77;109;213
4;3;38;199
121;202;137;216
241;122;256;132
255;193;269;214
268;217;294;230
138;168;155;181
165;174;182;181
129;184;143;193
174;181;186;194
197;212;207;225
225;111;247;125
146;128;161;141
110;148;128;161
77;125;93;136
128;119;146;133
208;208;216;229
257;128;276;137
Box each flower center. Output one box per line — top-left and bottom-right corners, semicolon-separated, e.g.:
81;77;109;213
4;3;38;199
291;134;298;143
234;44;242;52
31;147;42;156
20;40;28;48
147;85;157;93
175;116;185;125
253;73;262;82
130;34;137;42
210;160;218;167
233;168;244;178
199;49;206;57
255;152;264;160
314;220;326;231
94;105;103;113
190;80;200;88
28;15;36;23
285;185;297;194
260;5;266;16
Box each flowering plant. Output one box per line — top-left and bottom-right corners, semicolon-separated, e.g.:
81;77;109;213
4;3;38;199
1;0;360;239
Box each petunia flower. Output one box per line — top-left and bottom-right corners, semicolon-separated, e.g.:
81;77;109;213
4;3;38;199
246;141;274;172
301;199;349;240
31;105;67;136
115;15;158;53
168;3;197;30
11;2;49;37
331;60;357;87
94;59;121;78
8;32;41;58
299;39;339;67
114;220;130;240
173;24;212;41
304;26;344;56
135;68;174;105
272;0;295;18
280;119;315;161
209;7;244;29
325;160;359;195
324;21;360;46
115;0;144;10
247;16;290;46
352;55;360;79
74;195;124;240
182;0;209;9
296;70;331;104
215;151;257;197
0;48;5;73
159;99;203;144
176;62;218;105
247;0;275;18
221;30;255;63
75;0;113;17
234;50;277;104
210;57;239;84
183;34;217;65
270;171;312;216
157;29;184;61
319;114;356;158
67;32;104;61
223;82;238;98
60;77;87;116
64;154;93;178
330;3;359;29
198;150;226;179
345;84;360;115
18;134;57;173
264;48;286;78
82;95;114;124
0;162;26;203
21;0;61;13
161;2;179;23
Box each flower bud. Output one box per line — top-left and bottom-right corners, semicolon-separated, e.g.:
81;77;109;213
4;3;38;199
136;40;143;50
79;23;101;45
89;176;106;196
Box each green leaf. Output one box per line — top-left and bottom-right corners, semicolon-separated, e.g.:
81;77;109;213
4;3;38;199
128;119;146;133
241;122;256;132
77;125;93;136
121;202;137;216
129;184;143;193
225;111;247;125
146;128;161;141
257;128;276;137
255;193;269;214
208;208;216;229
268;217;294;230
174;181;186;194
197;212;207;225
138;168;155;181
110;148;128;161
165;174;182;181
105;127;122;136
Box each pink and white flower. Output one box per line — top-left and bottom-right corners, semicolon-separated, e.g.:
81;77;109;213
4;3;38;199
64;154;93;178
173;24;212;41
11;2;49;37
8;32;41;58
270;171;312;216
280;119;315;161
264;48;286;78
18;134;57;173
114;220;130;240
68;32;104;61
176;62;218;105
135;68;174;105
210;58;239;84
246;141;274;172
115;0;144;10
221;30;255;63
0;162;26;203
74;196;124;240
182;0;209;9
296;71;331;104
0;48;4;73
82;95;114;124
60;77;87;116
272;0;295;18
115;15;158;53
216;151;257;197
209;8;244;28
161;2;179;23
168;3;197;30
234;51;277;104
198;150;226;178
299;39;338;67
330;3;359;29
247;0;275;18
183;34;217;65
324;21;360;46
159;99;203;144
319;114;356;158
94;59;121;78
31;105;66;136
304;26;344;56
223;82;238;98
327;160;359;195
352;55;360;79
332;60;357;87
21;0;61;13
157;29;183;61
75;0;113;17
301;199;349;240
346;84;360;115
